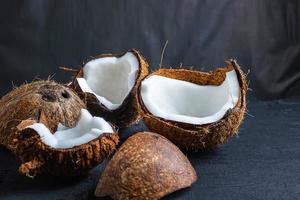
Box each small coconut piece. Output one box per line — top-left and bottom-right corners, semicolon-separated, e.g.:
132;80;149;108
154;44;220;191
70;49;149;127
0;81;119;177
139;59;247;151
95;132;197;200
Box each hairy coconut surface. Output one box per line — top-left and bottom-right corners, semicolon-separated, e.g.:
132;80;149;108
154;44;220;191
95;132;197;200
138;59;247;151
71;49;149;128
0;81;119;177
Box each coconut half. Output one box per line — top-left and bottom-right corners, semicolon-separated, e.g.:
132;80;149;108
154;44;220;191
95;132;197;200
139;59;247;151
0;81;119;177
71;49;149;127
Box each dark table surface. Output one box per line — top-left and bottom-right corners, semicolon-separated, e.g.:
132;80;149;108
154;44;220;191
1;96;300;200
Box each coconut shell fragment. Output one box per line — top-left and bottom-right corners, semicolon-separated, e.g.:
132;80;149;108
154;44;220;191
138;59;247;151
0;81;119;177
70;49;149;128
95;132;197;200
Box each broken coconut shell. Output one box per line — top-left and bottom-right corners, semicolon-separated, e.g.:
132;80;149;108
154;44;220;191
95;132;197;200
0;81;119;177
70;49;149;128
138;59;247;151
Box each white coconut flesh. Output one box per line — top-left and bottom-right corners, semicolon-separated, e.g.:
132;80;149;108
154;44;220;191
141;70;240;125
26;109;114;149
76;52;139;110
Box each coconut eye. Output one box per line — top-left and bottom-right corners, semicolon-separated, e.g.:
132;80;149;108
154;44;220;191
41;93;56;102
61;90;70;99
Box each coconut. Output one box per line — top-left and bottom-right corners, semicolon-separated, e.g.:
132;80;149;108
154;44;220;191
138;59;247;151
95;132;197;200
70;49;149;128
0;81;119;177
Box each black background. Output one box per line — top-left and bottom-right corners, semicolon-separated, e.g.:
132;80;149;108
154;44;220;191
0;0;299;100
0;1;300;200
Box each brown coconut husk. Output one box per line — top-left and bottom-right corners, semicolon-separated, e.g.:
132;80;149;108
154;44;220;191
70;49;149;128
0;81;119;177
95;132;197;200
138;59;247;152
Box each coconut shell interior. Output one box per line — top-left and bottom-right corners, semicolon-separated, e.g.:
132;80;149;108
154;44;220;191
71;49;149;128
95;132;197;200
138;59;247;151
0;81;119;177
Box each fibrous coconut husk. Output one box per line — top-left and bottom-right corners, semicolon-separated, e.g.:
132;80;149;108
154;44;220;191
138;59;247;151
95;132;197;200
0;81;119;177
70;49;149;128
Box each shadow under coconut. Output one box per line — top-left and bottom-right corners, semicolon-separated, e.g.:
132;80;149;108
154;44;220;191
88;188;195;200
118;120;149;142
0;144;110;200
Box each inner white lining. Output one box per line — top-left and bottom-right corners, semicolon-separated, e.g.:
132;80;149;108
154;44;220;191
140;70;240;125
77;52;139;110
26;109;114;149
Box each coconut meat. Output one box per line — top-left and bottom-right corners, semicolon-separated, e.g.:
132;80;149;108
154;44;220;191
26;109;114;149
76;52;139;110
141;70;240;125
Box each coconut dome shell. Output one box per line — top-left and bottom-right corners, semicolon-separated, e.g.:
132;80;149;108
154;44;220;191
138;59;247;151
95;132;197;200
71;49;149;128
0;81;119;177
